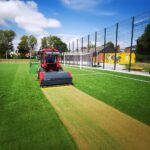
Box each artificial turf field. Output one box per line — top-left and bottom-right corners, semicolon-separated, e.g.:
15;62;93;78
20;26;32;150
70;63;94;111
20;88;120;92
0;63;77;150
63;65;150;126
0;63;150;150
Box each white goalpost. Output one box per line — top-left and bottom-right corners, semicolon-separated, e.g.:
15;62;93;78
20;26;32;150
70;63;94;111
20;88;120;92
62;52;93;69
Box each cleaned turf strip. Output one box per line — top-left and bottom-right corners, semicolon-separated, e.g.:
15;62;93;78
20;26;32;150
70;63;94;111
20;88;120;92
0;64;77;150
42;85;150;150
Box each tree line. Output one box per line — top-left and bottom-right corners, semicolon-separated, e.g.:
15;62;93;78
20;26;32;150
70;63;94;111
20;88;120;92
0;24;150;60
41;36;68;53
0;32;68;58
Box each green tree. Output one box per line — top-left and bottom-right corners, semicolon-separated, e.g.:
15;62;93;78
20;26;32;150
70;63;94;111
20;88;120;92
136;24;150;55
47;36;61;48
41;36;68;52
59;42;68;53
41;37;48;48
28;35;37;50
0;30;16;58
106;42;115;52
136;24;150;62
17;35;29;58
17;35;37;58
28;35;37;59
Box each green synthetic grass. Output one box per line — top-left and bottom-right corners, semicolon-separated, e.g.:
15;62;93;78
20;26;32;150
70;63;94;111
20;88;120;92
0;63;77;150
64;65;150;126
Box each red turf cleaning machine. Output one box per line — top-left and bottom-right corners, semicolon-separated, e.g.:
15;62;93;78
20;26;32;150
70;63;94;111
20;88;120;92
38;48;72;87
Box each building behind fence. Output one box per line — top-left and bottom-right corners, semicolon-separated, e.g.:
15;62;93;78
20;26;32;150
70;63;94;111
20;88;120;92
62;11;150;74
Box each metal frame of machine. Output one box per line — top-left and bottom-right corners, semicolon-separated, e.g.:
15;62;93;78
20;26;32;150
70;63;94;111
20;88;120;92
38;48;72;87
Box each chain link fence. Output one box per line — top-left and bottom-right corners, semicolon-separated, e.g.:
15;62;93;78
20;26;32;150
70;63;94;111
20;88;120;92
62;11;150;75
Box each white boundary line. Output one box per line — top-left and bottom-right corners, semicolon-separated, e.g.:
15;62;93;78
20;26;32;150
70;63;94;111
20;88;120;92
63;64;150;77
65;65;150;84
73;72;103;76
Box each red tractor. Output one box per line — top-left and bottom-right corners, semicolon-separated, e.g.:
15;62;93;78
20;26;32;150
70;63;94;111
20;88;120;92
38;48;72;87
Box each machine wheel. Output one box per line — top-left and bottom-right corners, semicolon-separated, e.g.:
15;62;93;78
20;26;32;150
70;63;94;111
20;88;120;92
59;67;63;71
37;69;40;79
37;68;43;79
40;84;44;88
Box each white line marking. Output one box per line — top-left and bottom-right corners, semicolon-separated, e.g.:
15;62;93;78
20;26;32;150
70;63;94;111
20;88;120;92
63;64;150;77
66;66;150;83
73;72;102;76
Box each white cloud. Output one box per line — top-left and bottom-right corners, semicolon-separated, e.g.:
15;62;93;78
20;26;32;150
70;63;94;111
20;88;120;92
13;34;21;51
95;11;116;16
61;0;110;10
0;0;61;34
56;33;80;43
0;19;8;26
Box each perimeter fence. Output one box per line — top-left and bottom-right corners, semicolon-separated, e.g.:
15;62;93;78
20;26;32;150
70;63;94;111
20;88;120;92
62;11;150;75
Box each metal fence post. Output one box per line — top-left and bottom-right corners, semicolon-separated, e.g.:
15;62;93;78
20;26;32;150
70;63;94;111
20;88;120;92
80;51;82;69
88;34;90;52
103;28;106;69
73;41;74;52
77;39;78;65
82;37;83;53
129;16;135;72
69;42;70;65
95;32;97;67
82;37;83;66
88;34;91;66
114;23;119;70
73;41;74;65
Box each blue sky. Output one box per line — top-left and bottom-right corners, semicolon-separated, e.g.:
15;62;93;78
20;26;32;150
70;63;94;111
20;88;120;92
0;0;150;48
37;0;150;34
